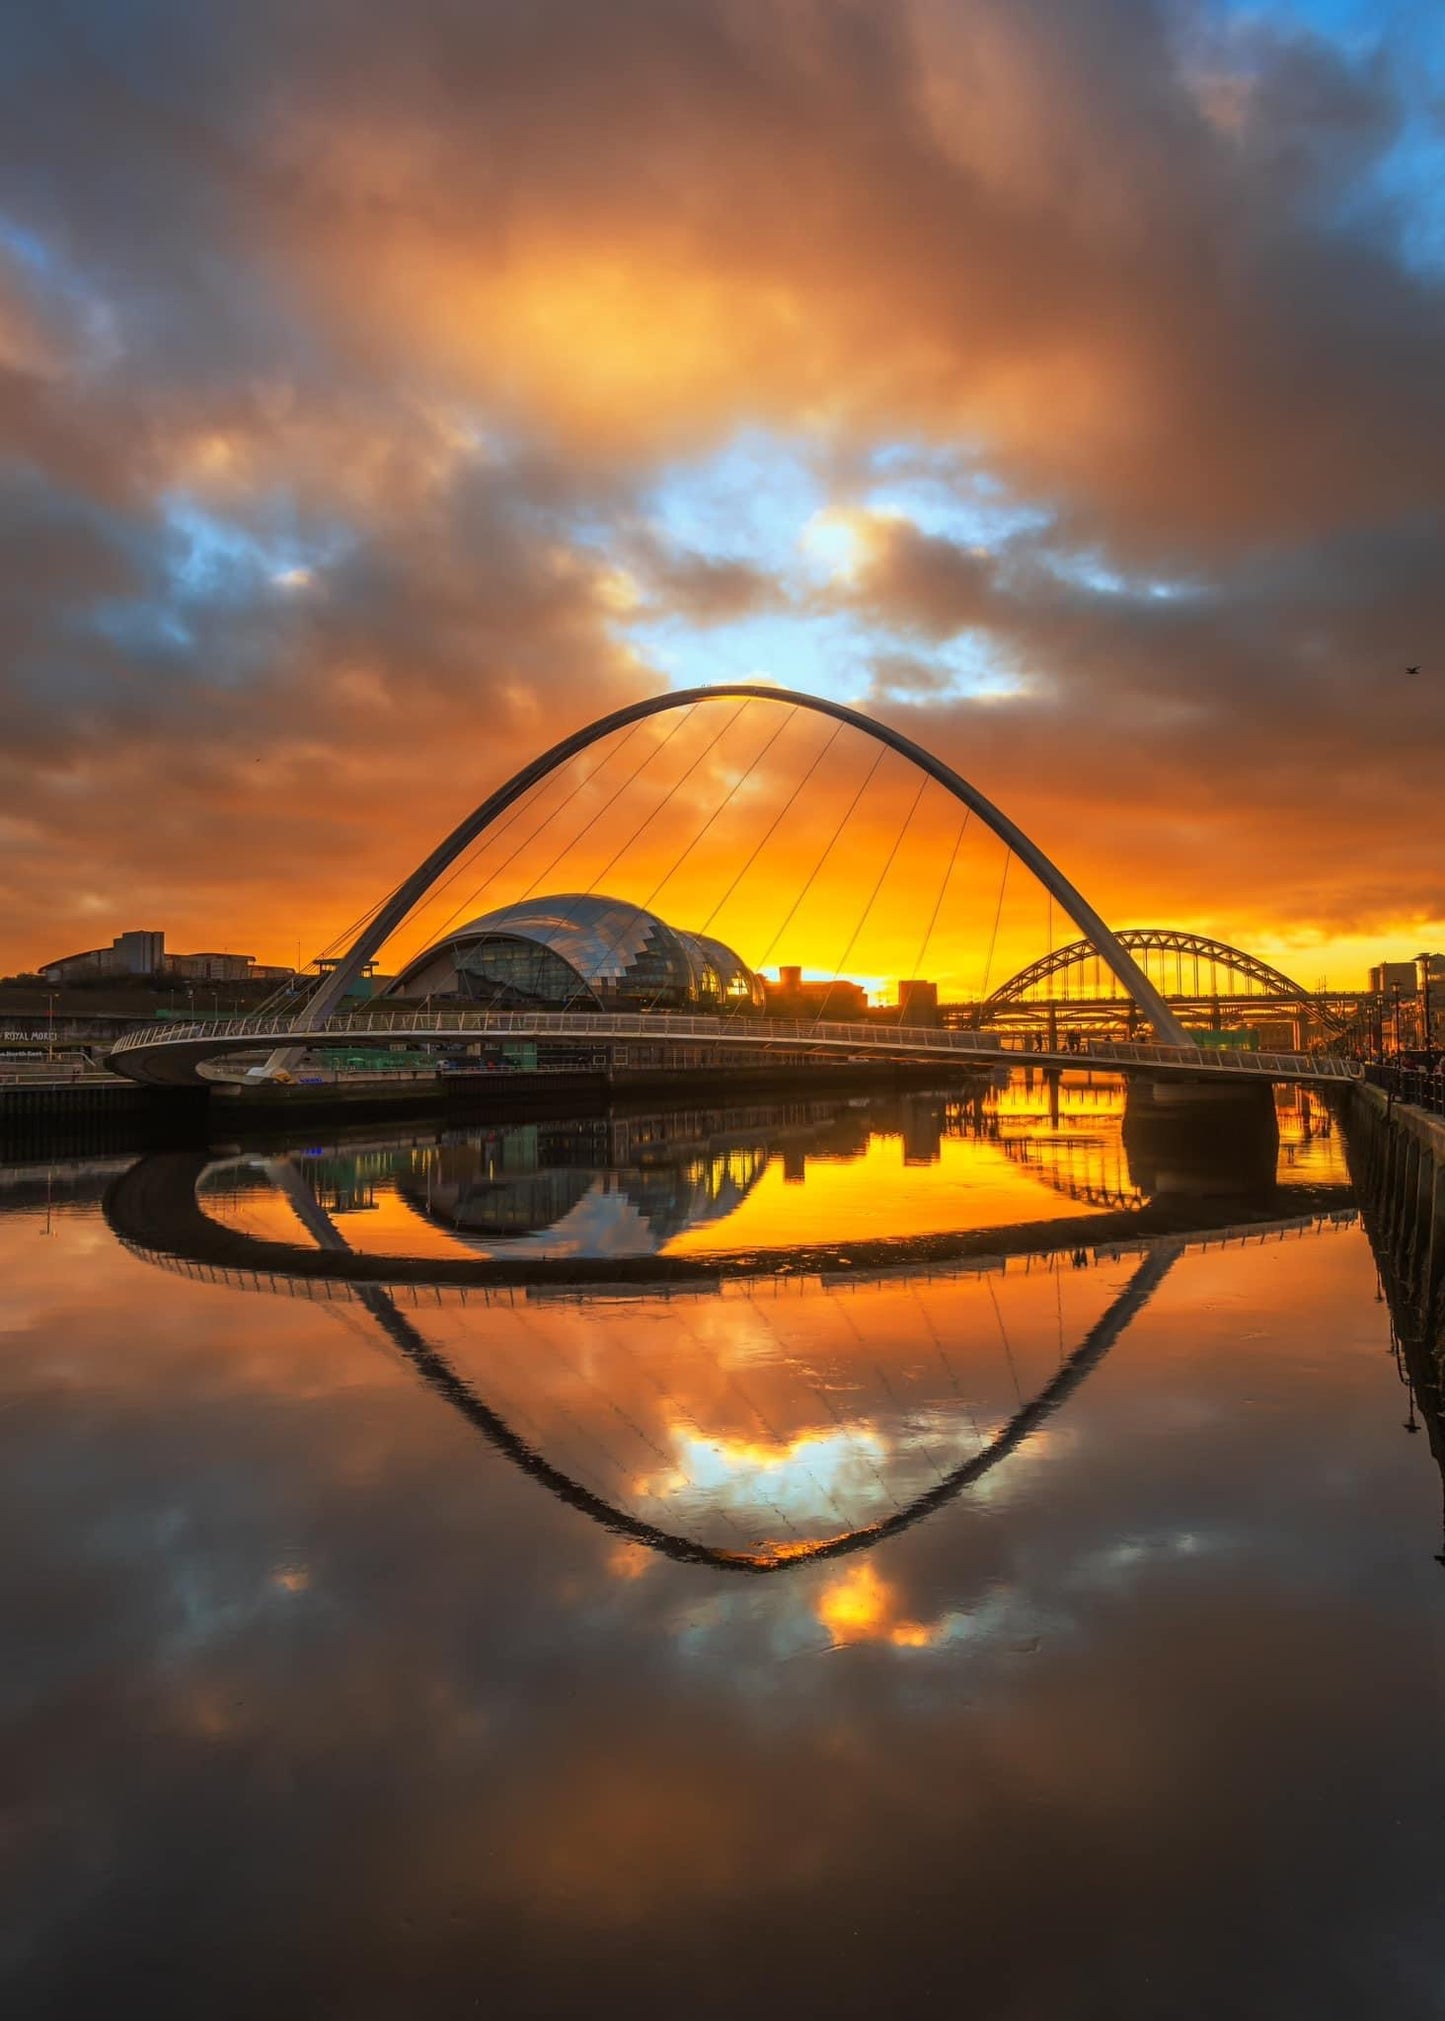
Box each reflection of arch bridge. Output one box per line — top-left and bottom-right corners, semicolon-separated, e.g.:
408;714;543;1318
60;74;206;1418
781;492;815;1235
983;930;1369;1039
993;1128;1141;1213
104;684;1357;1092
105;1148;1356;1575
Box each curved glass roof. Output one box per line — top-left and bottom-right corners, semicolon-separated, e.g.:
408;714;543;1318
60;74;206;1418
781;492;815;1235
391;893;759;1006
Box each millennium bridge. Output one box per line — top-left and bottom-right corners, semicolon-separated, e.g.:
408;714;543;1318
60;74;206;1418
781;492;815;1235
108;1004;1361;1087
105;682;1365;1093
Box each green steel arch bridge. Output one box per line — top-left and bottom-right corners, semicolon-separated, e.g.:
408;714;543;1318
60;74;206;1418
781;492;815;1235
976;929;1371;1044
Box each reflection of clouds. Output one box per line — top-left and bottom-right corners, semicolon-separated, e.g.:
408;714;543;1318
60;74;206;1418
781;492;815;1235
647;1521;1242;1676
651;1554;1067;1672
817;1562;929;1647
429;1255;1133;1556
641;1424;891;1526
1074;1529;1230;1592
957;1422;1070;1507
10;1185;1436;2013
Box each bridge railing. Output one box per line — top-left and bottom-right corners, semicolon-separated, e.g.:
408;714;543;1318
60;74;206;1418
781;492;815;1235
107;1007;1365;1080
1364;1062;1445;1119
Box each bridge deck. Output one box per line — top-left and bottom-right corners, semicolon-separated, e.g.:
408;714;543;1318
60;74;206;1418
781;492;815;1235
105;1007;1363;1088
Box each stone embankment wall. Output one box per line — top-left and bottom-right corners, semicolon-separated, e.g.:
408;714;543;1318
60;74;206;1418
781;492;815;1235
0;1079;204;1159
1346;1083;1445;1374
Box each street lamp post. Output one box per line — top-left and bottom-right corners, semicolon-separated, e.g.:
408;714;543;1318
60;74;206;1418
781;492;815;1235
1420;954;1435;1068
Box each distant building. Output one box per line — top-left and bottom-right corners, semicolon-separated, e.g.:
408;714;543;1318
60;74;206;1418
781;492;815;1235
1370;952;1445;1051
169;951;235;983
37;929;165;982
897;979;939;1027
763;967;869;1020
1370;960;1426;996
39;930;166;984
39;929;294;988
316;957;394;1001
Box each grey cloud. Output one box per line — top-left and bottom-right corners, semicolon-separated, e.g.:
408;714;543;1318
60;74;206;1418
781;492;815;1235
0;0;1442;958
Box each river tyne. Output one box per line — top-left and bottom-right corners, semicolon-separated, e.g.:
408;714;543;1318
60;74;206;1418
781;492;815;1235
6;1071;1445;2018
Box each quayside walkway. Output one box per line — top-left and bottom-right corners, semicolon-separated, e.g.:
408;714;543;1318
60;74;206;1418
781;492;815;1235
106;1007;1363;1089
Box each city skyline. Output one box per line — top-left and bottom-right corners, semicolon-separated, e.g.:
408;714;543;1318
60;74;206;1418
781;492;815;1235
3;0;1443;994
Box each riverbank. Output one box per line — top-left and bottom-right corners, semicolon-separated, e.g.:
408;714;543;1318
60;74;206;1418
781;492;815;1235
1344;1079;1445;1379
0;1056;989;1157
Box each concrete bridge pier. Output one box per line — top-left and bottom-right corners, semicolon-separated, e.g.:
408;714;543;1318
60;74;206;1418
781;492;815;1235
1122;1076;1279;1202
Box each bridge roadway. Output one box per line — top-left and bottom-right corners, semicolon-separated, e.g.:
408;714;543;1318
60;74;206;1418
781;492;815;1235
106;1006;1364;1088
978;993;1362;1031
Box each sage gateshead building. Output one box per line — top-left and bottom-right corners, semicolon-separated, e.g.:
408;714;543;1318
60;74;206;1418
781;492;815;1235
387;894;764;1013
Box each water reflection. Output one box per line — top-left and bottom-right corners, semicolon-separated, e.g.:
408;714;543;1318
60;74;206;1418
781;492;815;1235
175;1077;1342;1264
103;1082;1357;1571
1345;1102;1445;1557
12;1079;1445;2020
118;1151;1187;1569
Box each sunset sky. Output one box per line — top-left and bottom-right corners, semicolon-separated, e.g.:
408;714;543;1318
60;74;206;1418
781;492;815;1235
2;0;1443;994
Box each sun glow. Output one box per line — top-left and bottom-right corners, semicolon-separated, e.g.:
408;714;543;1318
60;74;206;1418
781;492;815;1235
815;1562;935;1648
800;509;866;581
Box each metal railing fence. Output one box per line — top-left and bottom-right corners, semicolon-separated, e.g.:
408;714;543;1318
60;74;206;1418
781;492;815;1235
108;1007;1364;1083
1364;1062;1445;1119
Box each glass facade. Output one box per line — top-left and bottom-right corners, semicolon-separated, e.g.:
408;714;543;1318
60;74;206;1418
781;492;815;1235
454;935;597;1009
391;894;762;1012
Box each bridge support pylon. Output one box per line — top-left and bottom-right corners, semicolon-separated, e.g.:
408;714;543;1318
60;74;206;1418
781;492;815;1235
1123;1077;1279;1200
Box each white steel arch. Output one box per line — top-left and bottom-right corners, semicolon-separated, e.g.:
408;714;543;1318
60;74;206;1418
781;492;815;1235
282;684;1189;1048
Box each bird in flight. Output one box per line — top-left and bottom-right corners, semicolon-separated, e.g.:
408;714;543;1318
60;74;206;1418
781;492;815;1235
1406;664;1421;676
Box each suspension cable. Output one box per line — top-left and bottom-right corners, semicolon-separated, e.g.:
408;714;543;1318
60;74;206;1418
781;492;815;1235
309;744;579;975
554;701;750;1011
256;880;400;1017
897;806;969;1022
572;700;749;903
819;773;928;1020
979;844;1012;1000
281;720;655;1014
410;712;698;1011
514;709;695;905
396;731;638;954
693;717;845;942
415;714;663;957
985;1274;1024;1408
637;704;799;1014
644;704;796;919
753;742;888;977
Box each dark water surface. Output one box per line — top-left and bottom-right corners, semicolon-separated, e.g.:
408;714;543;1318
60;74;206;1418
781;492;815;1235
5;1075;1445;2018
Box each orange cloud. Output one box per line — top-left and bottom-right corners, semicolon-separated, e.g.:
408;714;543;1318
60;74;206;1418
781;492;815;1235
2;0;1443;977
